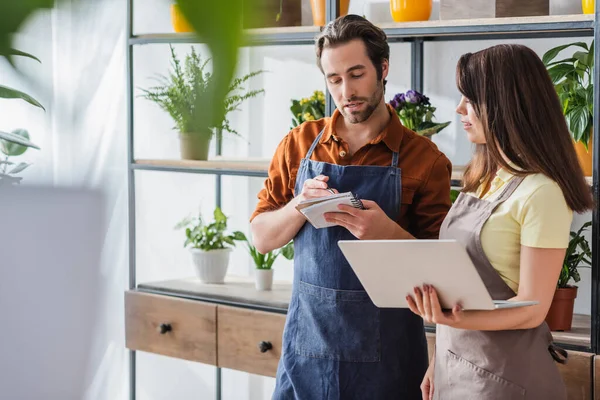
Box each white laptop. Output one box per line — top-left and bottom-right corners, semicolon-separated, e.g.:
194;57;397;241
338;239;538;310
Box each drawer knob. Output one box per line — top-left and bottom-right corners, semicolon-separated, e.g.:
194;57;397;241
258;341;273;353
158;323;172;334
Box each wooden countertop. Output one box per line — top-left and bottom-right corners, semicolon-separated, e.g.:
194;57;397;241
136;277;591;348
137;276;292;313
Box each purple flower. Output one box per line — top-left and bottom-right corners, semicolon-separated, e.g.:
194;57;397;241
390;93;406;110
405;90;419;104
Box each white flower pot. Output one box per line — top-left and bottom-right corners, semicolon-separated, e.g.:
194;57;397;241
190;248;232;284
254;269;274;291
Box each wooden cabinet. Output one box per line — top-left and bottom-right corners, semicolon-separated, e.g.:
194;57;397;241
125;291;217;365
217;306;286;377
124;280;600;398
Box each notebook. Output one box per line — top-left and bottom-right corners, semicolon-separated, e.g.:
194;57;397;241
295;191;365;229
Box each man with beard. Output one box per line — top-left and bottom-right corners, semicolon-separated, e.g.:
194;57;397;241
250;15;452;399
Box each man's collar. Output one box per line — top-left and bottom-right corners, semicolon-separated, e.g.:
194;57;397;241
321;103;404;152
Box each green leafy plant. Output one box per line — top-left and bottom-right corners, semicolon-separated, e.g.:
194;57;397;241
176;207;245;251
238;232;294;270
389;90;451;138
450;188;460;204
0;48;42;164
558;221;592;288
543;41;594;149
1;0;257;149
139;45;264;139
290;90;325;129
0;129;35;186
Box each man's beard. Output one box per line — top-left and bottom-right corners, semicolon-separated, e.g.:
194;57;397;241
340;81;383;124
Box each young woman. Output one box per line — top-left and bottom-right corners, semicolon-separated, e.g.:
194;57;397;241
407;44;594;400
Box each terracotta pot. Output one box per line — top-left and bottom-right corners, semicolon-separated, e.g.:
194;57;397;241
573;131;593;177
582;0;594;14
390;0;433;22
310;0;350;26
170;4;194;33
179;133;212;160
545;286;578;331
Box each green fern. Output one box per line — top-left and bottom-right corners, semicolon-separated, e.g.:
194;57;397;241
138;45;265;139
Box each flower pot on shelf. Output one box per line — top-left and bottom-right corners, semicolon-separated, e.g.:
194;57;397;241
179;133;211;160
439;0;549;20
170;4;194;33
573;132;593;177
582;0;594;14
390;0;432;22
190;248;232;284
255;269;274;291
545;286;578;331
310;0;350;26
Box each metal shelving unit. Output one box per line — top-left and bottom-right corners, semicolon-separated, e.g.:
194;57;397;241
126;1;600;399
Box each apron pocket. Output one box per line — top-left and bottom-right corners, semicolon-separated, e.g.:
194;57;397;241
446;350;525;399
295;281;380;362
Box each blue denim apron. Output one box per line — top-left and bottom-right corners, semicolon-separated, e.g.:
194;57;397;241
273;129;428;400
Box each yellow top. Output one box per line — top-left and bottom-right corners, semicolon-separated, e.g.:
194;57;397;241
467;166;573;292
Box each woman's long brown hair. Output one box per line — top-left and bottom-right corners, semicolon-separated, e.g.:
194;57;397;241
456;44;593;213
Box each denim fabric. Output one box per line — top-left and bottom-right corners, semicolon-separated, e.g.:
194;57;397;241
272;129;428;400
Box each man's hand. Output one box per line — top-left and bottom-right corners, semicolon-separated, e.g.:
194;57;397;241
323;199;412;240
296;174;338;203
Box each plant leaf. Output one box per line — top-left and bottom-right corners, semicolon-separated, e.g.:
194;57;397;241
0;129;39;152
542;42;588;65
8;48;41;63
8;162;30;174
0;85;45;110
546;64;576;85
565;106;591;143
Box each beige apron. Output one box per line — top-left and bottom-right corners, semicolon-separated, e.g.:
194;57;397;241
434;176;568;400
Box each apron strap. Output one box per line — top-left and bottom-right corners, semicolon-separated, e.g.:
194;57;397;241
548;343;568;364
391;151;399;168
305;129;326;159
491;175;525;205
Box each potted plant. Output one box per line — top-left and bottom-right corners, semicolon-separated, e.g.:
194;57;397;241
176;207;245;284
238;232;294;290
0;129;35;186
290;90;325;130
389;90;451;138
543;41;594;176
139;45;265;160
545;221;592;331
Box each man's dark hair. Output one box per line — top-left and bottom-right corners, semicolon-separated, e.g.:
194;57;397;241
315;15;390;86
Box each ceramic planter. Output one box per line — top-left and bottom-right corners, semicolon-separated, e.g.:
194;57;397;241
255;269;274;291
310;0;350;26
573;130;593;177
545;286;578;331
179;133;211;160
390;0;432;22
190;248;232;284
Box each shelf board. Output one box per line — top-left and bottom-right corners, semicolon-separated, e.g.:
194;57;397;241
132;158;271;177
129;26;321;46
380;14;594;41
133;159;593;186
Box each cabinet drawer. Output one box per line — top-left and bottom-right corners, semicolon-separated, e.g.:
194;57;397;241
217;306;286;377
125;291;217;365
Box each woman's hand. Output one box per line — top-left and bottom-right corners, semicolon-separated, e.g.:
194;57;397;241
421;360;435;400
406;285;462;326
